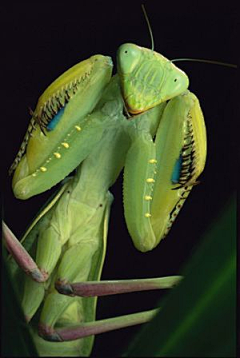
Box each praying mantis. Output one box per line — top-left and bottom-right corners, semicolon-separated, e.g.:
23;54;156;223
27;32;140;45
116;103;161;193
4;45;206;355
3;4;236;358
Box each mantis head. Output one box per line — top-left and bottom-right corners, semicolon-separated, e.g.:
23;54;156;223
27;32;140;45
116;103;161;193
117;43;189;114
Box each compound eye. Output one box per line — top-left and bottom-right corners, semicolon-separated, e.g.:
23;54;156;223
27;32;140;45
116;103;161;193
117;43;142;74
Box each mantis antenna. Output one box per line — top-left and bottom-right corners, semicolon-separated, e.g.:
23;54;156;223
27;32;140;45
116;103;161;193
171;58;237;69
141;4;154;51
141;5;237;69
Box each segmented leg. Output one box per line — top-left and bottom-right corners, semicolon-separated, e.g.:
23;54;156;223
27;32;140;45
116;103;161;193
39;309;158;342
123;91;206;252
3;222;47;282
55;276;182;297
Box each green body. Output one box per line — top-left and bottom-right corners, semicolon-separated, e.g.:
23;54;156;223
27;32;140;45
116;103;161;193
9;44;207;356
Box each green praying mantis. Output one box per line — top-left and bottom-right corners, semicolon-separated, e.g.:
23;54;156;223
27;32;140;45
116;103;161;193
3;14;212;356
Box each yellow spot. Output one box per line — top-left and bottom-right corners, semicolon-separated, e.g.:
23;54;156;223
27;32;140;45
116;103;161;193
32;173;37;177
75;125;81;131
146;178;155;183
149;159;157;164
145;213;151;218
40;167;47;172
144;195;152;201
54;152;61;159
61;142;69;148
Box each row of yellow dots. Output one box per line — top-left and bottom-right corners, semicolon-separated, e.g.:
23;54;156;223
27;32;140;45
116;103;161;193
144;158;157;218
33;125;82;176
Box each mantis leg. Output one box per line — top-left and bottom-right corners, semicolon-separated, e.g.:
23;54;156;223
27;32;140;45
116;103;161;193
55;276;182;297
123;91;207;252
40;309;158;342
11;55;113;199
3;222;46;282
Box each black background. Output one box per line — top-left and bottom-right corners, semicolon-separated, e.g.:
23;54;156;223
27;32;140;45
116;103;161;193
2;2;237;356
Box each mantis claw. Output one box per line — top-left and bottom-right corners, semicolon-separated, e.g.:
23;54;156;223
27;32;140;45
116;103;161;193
38;323;63;342
30;268;49;283
55;279;74;296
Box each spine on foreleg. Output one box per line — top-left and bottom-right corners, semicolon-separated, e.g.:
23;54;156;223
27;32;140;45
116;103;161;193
151;91;207;244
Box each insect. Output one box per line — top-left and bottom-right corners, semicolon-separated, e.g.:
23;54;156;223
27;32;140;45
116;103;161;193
3;8;211;357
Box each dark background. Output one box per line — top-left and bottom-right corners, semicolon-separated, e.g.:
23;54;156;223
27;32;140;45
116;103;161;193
2;2;237;356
